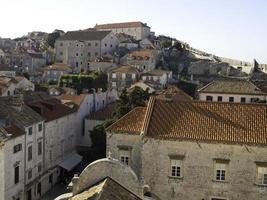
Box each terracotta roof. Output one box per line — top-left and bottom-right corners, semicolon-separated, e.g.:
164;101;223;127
198;79;267;95
95;21;150;29
156;85;193;101
142;69;171;77
3;124;25;138
110;65;139;74
70;177;141;200
129;49;153;59
59;94;87;107
106;107;147;134
144;98;267;145
44;63;72;71
27;98;75;122
88;103;115;120
58;30;111;41
108;96;267;145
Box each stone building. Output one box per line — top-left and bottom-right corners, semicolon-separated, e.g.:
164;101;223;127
95;21;151;40
0;96;45;200
55;30;119;72
26;97;80;199
106;97;267;200
127;49;162;73
141;69;172;88
42;63;72;84
108;65;139;91
198;79;267;103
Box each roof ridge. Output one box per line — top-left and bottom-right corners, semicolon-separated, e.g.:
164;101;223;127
142;96;156;136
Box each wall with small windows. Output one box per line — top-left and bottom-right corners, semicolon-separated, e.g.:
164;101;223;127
0;134;25;200
55;32;119;73
199;92;267;103
141;138;267;200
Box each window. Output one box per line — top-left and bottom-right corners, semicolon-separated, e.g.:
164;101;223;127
251;98;259;103
59;52;63;56
229;97;234;102
132;74;136;79
88;42;91;46
37;182;41;195
119;150;130;165
214;160;229;181
88;52;91;57
38;123;42;132
217;96;223;102
170;159;182;177
13;144;22;153
76;53;79;56
95;42;98;47
112;73;116;78
28;169;32;180
241;97;246;103
76;62;79;67
49;174;53;184
38;163;42;173
105;43;107;47
60;43;63;47
38;141;42;155
81;53;83;56
28;146;32;161
95;52;98;56
206;96;213;101
257;165;267;185
122;73;126;79
110;44;113;47
28;127;32;135
14;165;19;184
112;82;116;87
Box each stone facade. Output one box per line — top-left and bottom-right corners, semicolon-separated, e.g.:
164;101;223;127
55;31;119;72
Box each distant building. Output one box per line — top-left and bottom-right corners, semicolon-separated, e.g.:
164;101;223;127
55;30;119;72
127;49;161;73
198;79;267;103
42;63;72;83
141;69;172;88
95;21;151;40
108;65;139;91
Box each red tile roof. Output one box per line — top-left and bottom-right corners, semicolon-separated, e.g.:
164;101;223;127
27;98;75;122
95;21;150;29
108;97;267;145
106;107;147;134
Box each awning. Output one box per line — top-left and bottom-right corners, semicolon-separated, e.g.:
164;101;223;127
58;152;82;171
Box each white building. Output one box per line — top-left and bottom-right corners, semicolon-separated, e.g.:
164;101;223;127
55;30;119;72
59;89;118;148
198;79;267;103
0;96;45;200
95;21;151;40
27;98;81;198
141;69;172;88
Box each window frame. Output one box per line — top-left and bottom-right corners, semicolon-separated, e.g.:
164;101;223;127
28;145;32;161
169;155;184;178
206;96;213;101
214;159;229;182
14;165;19;184
229;97;234;102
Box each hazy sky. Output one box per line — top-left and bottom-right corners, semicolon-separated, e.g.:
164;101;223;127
1;0;267;63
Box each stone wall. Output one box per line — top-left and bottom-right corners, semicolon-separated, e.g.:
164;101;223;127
142;138;267;200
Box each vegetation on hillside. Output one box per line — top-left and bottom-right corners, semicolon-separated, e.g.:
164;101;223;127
59;71;108;94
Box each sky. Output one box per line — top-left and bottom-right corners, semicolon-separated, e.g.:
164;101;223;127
1;0;267;63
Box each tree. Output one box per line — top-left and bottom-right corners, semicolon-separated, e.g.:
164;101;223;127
114;87;151;119
47;32;60;48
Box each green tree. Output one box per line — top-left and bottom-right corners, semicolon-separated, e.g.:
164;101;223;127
47;32;60;48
